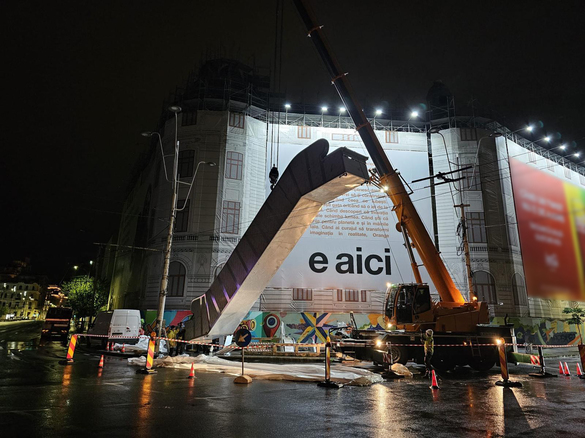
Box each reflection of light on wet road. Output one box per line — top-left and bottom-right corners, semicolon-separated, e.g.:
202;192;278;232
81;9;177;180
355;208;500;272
134;377;153;437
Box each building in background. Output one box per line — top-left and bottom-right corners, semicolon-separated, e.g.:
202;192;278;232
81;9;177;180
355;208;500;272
109;59;585;345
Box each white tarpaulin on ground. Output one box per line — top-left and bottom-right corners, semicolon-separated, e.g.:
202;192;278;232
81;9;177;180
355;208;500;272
113;336;167;353
128;354;383;386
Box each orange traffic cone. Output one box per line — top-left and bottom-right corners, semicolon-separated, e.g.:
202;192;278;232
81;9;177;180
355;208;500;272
564;362;570;376
559;361;564;375
121;344;126;353
98;355;104;368
577;363;583;377
430;370;439;390
106;342;110;352
187;363;195;379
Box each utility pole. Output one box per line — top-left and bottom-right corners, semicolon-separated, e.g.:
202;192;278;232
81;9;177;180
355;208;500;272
454;203;475;301
156;106;182;342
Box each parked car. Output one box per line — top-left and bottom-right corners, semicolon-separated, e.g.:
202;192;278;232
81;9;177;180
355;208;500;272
41;307;73;341
88;309;141;346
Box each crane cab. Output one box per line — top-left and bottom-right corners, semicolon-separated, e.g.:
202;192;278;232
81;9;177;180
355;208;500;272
384;283;435;331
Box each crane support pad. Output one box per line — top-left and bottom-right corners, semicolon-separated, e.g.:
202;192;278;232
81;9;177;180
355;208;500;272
185;139;368;340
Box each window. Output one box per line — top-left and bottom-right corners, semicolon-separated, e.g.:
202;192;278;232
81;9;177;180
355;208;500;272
168;262;186;297
225;151;243;180
564;167;572;180
466;212;487;243
580;174;585;186
297;125;311;139
178;150;195;178
360;290;368;302
336;289;343;301
345;290;359;302
528;152;537;164
385;131;399;144
461;166;481;191
293;288;312;301
182;111;197;126
546;160;555;172
221;201;240;234
473;271;497;304
460;128;477;141
175;200;189;232
512;274;527;306
229;112;245;129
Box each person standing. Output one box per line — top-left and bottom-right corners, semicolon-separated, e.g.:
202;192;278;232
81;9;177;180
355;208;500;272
168;326;177;357
422;328;434;377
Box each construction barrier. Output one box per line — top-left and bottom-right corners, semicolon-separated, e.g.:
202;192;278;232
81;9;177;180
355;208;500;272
495;339;522;388
136;337;157;375
529;346;556;378
59;335;78;365
317;335;343;389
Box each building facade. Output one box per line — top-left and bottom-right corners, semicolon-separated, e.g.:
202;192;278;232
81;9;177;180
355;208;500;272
109;60;585;344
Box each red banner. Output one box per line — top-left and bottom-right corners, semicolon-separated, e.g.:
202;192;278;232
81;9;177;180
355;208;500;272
510;159;585;300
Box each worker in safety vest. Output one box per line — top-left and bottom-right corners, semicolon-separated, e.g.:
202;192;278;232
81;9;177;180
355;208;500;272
422;328;434;377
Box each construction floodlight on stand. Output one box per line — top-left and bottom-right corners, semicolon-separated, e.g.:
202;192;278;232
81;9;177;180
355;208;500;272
318;336;343;389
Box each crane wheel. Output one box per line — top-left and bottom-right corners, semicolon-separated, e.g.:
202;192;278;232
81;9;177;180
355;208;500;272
388;346;408;365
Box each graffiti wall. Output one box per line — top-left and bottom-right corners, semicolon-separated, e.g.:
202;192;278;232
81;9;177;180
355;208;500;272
145;309;583;347
240;311;385;343
491;316;583;346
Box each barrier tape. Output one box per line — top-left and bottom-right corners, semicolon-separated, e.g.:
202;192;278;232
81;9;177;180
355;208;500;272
338;341;579;348
69;333;579;350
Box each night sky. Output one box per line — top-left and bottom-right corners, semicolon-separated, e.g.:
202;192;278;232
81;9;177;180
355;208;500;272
2;1;584;281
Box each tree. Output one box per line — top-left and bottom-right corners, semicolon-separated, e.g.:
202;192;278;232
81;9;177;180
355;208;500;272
563;304;585;345
0;304;7;319
61;276;109;330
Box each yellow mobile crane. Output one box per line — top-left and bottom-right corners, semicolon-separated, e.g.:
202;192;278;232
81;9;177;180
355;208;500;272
292;0;513;371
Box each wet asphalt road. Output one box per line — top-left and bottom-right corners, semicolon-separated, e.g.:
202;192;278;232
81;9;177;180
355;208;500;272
1;323;585;438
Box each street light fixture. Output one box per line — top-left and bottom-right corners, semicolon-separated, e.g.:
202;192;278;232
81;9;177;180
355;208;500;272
141;131;171;182
321;106;328;127
284;103;291;125
373;109;382;130
410;110;419;119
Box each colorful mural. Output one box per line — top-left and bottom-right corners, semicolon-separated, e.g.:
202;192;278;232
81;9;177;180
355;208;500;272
144;310;192;329
144;309;583;347
491;316;583;346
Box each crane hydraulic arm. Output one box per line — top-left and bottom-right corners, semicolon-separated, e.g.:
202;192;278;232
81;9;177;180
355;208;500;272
292;0;465;304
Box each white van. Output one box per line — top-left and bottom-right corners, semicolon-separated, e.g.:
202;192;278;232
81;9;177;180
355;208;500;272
88;309;141;345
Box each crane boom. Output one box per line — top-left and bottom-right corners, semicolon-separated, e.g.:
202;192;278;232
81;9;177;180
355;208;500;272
292;0;465;304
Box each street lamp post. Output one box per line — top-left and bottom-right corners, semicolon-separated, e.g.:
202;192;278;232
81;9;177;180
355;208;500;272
148;106;217;343
156;105;182;341
321;106;327;127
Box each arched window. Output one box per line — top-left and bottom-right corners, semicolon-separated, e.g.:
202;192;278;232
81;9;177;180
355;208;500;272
512;274;527;306
473;271;497;304
168;262;186;297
